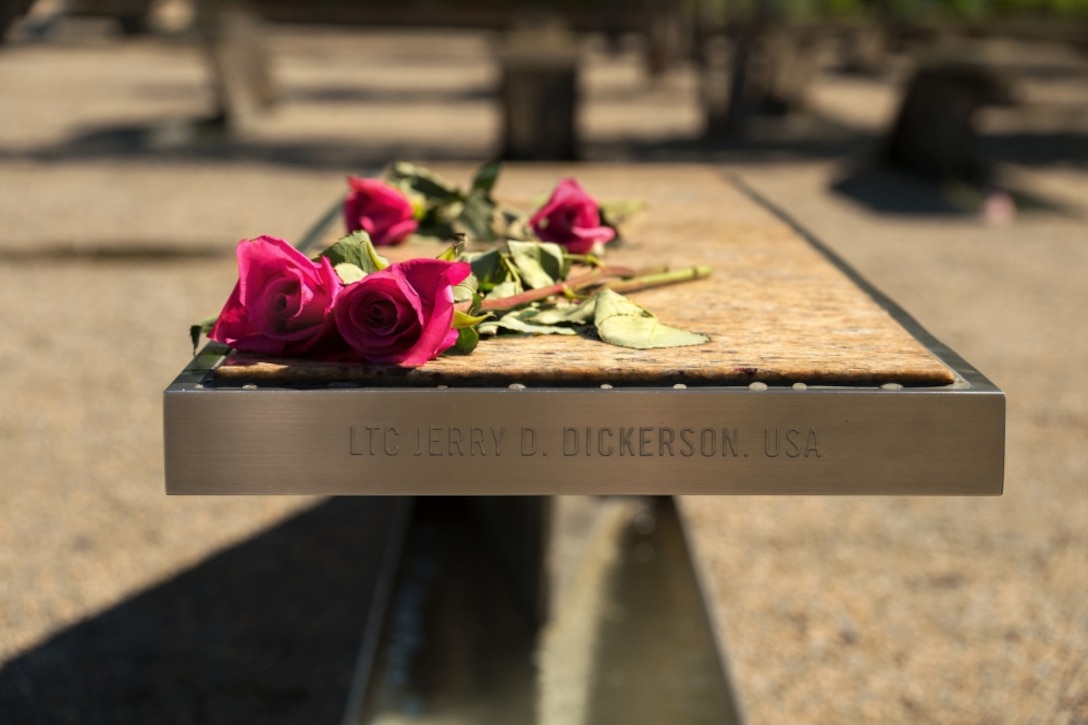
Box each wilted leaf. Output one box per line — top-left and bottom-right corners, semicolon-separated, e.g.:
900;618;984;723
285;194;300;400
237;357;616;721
453;273;479;304
508;240;566;289
334;262;366;285
529;298;596;326
593;289;709;349
479;308;579;337
486;277;524;302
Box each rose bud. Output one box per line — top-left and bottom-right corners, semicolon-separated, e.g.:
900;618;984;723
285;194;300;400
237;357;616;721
529;178;616;254
209;235;341;356
334;258;471;366
343;176;419;246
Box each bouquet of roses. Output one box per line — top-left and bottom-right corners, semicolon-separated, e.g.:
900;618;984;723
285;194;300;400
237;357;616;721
195;163;711;368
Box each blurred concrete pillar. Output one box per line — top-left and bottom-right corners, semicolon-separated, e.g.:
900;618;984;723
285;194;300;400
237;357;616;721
497;21;580;161
196;0;276;129
883;60;1014;185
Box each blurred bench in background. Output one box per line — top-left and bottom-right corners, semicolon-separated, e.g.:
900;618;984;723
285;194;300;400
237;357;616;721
11;0;1084;171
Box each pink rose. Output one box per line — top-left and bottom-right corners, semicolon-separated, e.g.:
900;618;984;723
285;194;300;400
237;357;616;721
529;178;616;254
209;235;341;356
334;258;471;366
344;177;418;246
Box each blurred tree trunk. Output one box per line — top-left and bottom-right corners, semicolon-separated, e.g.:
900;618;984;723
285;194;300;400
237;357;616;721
702;1;821;138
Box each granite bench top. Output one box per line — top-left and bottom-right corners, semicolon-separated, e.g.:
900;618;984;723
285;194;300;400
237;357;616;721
213;165;955;388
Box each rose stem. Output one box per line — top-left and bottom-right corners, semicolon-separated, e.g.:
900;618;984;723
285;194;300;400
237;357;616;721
599;265;713;295
475;268;608;312
469;264;711;313
472;264;630;312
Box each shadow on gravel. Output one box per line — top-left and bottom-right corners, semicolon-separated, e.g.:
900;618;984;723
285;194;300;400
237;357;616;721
831;163;1083;219
594;128;875;164
1;115;493;170
0;498;401;725
285;85;494;105
0;242;233;263
2;110;878;169
978;130;1088;168
4;110;1084;219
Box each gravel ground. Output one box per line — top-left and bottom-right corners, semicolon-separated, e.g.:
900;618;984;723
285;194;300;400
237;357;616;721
1;19;1086;724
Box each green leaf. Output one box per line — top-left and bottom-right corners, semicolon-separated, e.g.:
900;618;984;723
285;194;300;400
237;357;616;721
436;243;460;262
319;231;389;274
470;160;501;195
385;162;462;203
593;289;709;350
508;240;567;289
469;249;506;290
450;325;480;355
335;262;366;285
189;315;218;354
454;190;498;241
453;309;489;329
407;192;429;221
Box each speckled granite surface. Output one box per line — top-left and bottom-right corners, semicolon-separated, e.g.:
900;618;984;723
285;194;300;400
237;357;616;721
215;165;955;389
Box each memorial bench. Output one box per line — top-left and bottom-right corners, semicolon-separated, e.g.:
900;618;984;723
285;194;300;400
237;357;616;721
163;164;1004;722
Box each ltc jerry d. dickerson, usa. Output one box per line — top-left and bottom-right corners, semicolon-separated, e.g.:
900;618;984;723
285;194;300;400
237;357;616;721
350;425;822;460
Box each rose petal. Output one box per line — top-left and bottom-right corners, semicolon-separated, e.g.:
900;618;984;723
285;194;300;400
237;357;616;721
334;269;424;362
344;177;418;246
208;235;340;356
529;178;613;253
331;259;469;366
398;260;470;365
